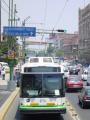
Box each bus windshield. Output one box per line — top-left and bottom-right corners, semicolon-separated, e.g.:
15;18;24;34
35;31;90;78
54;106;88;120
24;67;61;72
21;73;63;97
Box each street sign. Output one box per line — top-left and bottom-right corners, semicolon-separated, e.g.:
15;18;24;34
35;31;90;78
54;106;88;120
3;26;36;37
8;50;16;59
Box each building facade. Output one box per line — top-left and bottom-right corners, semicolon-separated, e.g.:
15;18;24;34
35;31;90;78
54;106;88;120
79;4;90;63
49;32;79;59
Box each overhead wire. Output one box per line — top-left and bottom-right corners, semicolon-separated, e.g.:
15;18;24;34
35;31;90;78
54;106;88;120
1;5;8;14
1;0;20;20
43;0;47;28
1;0;9;14
2;0;9;8
84;0;85;7
41;0;47;41
53;0;69;30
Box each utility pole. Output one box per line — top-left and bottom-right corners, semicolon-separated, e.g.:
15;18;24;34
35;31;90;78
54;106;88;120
22;16;30;63
13;4;19;26
8;0;16;91
0;0;1;42
14;4;16;26
8;0;11;26
11;0;13;26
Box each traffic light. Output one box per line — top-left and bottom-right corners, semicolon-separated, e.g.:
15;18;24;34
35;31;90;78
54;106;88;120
57;29;67;32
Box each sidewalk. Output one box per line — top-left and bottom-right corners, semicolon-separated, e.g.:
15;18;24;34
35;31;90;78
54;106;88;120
0;73;10;90
0;73;14;108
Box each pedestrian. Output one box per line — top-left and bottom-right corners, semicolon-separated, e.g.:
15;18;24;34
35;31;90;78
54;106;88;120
1;67;5;80
0;63;2;78
0;64;2;77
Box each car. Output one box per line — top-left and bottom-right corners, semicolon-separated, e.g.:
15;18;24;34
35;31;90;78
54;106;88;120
78;86;90;108
66;75;83;91
69;67;79;75
0;62;10;73
64;68;69;79
86;75;90;86
82;71;88;81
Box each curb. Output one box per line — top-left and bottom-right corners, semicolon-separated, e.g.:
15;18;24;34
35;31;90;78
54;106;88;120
0;88;20;120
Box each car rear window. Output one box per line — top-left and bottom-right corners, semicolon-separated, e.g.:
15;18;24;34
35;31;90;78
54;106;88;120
69;76;81;81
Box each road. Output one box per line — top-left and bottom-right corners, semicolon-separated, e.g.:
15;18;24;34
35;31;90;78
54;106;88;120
66;90;90;120
14;110;72;120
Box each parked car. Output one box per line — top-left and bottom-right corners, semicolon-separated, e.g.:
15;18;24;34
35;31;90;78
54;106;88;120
66;75;83;91
78;86;90;108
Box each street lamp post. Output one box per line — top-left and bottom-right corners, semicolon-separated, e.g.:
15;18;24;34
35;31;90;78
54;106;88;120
0;0;1;42
22;16;30;63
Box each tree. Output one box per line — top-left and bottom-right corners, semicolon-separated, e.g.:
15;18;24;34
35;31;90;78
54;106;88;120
0;36;18;65
47;43;54;56
55;50;64;57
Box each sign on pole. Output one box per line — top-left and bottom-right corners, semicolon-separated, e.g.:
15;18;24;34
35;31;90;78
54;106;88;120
3;26;36;37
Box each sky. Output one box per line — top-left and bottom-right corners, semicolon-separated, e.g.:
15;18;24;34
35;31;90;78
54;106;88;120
1;0;90;34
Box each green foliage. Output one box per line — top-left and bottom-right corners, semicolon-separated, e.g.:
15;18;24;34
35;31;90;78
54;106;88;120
55;50;64;57
0;36;18;59
37;50;47;56
47;44;54;56
4;57;18;67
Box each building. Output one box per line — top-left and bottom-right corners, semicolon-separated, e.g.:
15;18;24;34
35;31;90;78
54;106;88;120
18;45;23;60
49;32;79;59
79;4;90;63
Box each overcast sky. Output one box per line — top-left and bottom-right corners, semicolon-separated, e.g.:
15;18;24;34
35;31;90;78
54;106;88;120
1;0;90;34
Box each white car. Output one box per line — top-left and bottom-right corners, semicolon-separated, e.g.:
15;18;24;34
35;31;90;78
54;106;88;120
82;71;88;81
64;69;69;79
0;62;10;73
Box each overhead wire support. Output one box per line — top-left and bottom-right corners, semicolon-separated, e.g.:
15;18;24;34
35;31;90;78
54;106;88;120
37;29;66;35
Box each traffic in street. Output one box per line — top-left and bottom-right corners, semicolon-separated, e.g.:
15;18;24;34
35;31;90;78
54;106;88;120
66;91;90;120
1;1;90;120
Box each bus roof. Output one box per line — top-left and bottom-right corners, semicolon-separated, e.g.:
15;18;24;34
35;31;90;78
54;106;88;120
21;57;60;73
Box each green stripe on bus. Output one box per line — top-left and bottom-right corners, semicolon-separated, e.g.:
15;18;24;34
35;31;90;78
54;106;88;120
19;105;66;110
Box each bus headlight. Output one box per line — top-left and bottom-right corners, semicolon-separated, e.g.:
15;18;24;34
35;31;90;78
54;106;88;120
47;102;55;106
30;102;39;106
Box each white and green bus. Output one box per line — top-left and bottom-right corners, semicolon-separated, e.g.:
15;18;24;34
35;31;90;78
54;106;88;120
19;57;66;116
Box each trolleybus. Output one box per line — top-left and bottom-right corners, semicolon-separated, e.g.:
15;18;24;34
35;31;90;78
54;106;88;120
19;57;66;116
